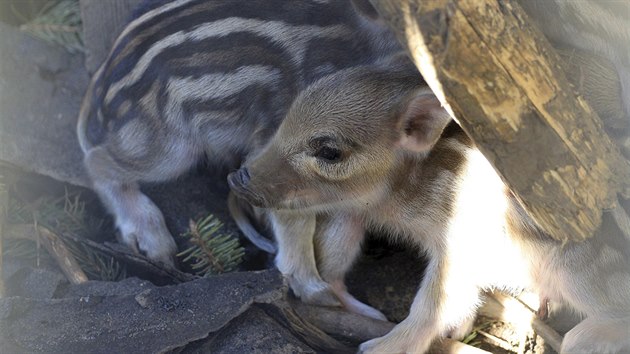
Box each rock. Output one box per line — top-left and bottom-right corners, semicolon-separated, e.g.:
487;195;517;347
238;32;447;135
0;21;89;187
134;289;152;308
5;267;67;300
0;270;285;353
183;307;314;353
59;277;153;298
79;0;145;74
2;257;56;283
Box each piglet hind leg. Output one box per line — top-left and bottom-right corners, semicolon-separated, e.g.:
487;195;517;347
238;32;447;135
359;256;481;353
561;316;630;354
270;210;339;307
315;213;387;321
84;147;191;267
556;244;630;353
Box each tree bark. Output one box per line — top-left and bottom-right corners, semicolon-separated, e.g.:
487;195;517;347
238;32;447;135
371;0;630;241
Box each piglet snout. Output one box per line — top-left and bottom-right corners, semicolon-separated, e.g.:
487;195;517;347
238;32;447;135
228;167;250;189
228;167;266;207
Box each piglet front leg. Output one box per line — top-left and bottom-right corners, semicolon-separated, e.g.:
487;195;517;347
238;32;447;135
270;210;339;307
359;254;481;353
315;213;386;321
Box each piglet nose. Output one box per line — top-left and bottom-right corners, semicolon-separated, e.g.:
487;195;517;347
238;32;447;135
237;167;250;185
228;167;250;189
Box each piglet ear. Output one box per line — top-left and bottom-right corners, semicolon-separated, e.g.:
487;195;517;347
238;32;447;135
397;93;452;153
351;0;380;21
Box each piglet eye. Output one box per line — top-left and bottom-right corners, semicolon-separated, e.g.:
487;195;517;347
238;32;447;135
316;146;342;163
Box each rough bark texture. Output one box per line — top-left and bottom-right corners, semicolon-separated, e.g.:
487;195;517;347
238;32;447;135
371;0;630;241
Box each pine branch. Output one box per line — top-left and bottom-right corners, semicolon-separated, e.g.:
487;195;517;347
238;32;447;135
178;215;245;276
19;0;84;53
63;235;127;281
4;190;126;281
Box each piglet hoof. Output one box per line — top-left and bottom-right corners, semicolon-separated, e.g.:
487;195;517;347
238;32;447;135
358;336;397;354
302;287;341;307
338;293;387;322
358;325;429;354
330;281;387;321
288;277;341;307
118;221;178;268
127;231;177;267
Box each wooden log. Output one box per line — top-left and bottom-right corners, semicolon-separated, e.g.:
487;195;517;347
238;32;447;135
263;301;354;353
371;0;630;241
290;298;491;353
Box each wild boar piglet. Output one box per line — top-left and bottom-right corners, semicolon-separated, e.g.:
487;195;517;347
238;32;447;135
76;0;398;267
230;58;630;354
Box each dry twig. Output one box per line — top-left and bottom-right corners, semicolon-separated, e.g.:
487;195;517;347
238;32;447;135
7;224;194;284
289;297;490;353
476;329;514;352
35;224;87;284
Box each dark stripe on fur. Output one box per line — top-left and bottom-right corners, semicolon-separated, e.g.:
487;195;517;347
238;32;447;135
104;0;355;86
103;31;297;132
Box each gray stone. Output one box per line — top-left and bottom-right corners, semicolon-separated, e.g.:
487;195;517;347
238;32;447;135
80;0;145;74
183;307;314;354
0;21;89;187
59;277;153;298
5;267;67;300
0;270;285;353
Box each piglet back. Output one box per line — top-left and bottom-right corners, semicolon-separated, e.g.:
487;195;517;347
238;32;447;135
78;0;399;158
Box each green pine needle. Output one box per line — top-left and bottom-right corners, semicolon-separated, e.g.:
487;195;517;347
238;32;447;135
178;215;245;276
63;236;127;281
4;190;126;281
19;0;84;53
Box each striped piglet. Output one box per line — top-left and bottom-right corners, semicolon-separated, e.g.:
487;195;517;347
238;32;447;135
76;0;398;269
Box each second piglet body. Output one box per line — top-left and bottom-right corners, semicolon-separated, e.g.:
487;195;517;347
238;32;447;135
230;60;630;353
77;0;398;265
